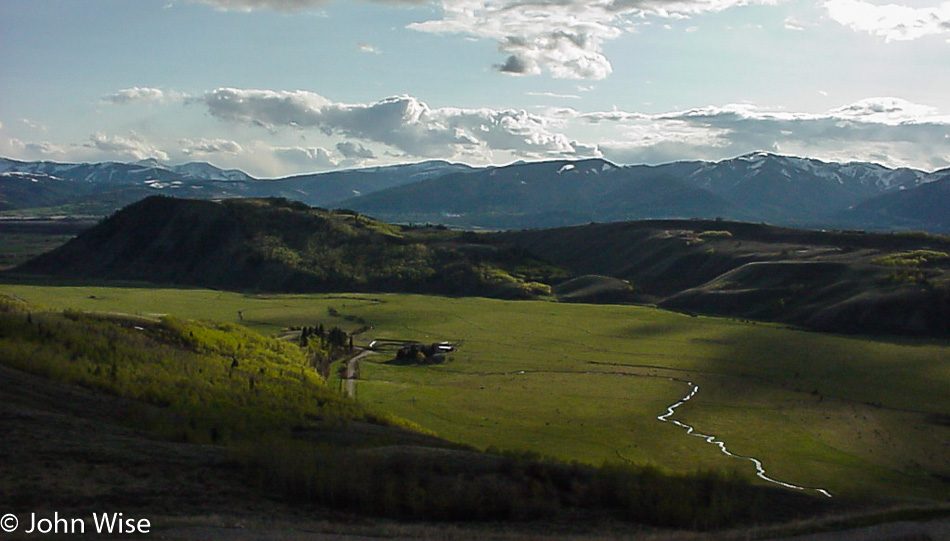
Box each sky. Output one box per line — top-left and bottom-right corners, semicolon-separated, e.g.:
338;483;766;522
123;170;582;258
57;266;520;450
1;0;949;177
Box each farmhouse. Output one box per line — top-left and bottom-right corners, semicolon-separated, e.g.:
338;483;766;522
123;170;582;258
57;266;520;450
395;342;454;364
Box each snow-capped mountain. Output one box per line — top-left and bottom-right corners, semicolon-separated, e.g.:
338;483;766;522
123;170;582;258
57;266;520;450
691;152;927;190
141;160;253;182
660;152;931;222
338;153;947;231
0;157;472;215
2;153;947;232
1;157;184;185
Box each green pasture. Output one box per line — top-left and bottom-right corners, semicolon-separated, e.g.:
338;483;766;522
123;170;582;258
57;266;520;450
0;232;76;269
3;280;949;500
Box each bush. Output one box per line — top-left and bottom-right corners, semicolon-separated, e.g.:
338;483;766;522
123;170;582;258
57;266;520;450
0;309;367;444
697;230;733;239
873;250;949;267
236;441;778;528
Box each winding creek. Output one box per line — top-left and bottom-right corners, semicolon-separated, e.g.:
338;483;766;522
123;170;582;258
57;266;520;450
658;379;833;498
352;352;834;498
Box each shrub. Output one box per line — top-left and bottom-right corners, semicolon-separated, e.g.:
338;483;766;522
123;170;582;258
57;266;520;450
873;250;949;267
697;230;733;239
0;309;367;444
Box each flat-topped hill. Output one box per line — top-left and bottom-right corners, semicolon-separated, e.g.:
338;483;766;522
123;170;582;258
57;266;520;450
16;196;559;298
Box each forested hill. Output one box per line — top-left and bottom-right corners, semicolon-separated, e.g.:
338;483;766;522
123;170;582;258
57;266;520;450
16;196;562;298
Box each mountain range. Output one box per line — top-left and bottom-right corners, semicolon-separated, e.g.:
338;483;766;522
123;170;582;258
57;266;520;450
1;153;947;232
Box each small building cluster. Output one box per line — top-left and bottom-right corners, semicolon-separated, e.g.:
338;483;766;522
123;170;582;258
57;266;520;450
394;342;454;365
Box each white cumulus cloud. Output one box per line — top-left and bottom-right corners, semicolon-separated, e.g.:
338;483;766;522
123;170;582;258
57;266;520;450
180;138;244;155
824;0;950;41
337;140;376;159
185;0;428;11
199;87;598;160
185;0;331;11
409;0;781;79
583;97;950;169
273;145;339;168
102;87;180;105
357;42;382;54
1;138;69;158
86;132;169;161
188;0;785;79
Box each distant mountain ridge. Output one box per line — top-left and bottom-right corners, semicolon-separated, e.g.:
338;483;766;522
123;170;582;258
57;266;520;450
1;153;947;232
0;157;470;215
339;152;948;231
0;156;254;183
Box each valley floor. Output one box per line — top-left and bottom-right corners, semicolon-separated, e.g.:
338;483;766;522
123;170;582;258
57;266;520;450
2;283;949;539
6;361;950;541
0;363;711;541
3;353;949;541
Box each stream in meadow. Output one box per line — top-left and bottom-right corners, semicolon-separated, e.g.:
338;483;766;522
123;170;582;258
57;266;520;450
658;379;833;498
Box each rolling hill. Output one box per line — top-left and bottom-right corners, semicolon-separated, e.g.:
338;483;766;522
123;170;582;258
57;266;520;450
16;196;561;298
500;220;950;336
12;195;950;337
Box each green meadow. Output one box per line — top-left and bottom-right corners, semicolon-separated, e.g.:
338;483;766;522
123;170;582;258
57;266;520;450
3;280;949;501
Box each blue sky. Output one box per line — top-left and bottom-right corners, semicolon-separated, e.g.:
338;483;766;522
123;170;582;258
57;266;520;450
1;0;948;177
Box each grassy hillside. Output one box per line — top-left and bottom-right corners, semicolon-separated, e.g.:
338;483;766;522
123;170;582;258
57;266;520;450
3;285;948;503
501;220;950;337
0;294;839;529
9;196;950;337
17;196;562;298
0;218;92;270
0;296;375;443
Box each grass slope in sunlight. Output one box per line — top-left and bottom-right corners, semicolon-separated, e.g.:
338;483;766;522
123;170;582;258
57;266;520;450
3;282;949;501
0;294;828;529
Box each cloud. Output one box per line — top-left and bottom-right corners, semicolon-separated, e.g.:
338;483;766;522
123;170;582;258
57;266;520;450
177;139;343;175
23;141;66;155
783;17;805;31
181;0;788;80
185;0;428;11
526;91;582;99
102;87;177;105
409;0;780;79
584;97;950;170
20;119;47;131
2;138;68;157
497;54;537;76
196;87;949;170
185;0;331;11
179;140;341;177
199;87;598;160
273;145;338;168
824;0;950;41
336;141;376;159
357;42;382;54
85;132;169;161
180;138;244;155
828;97;942;124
